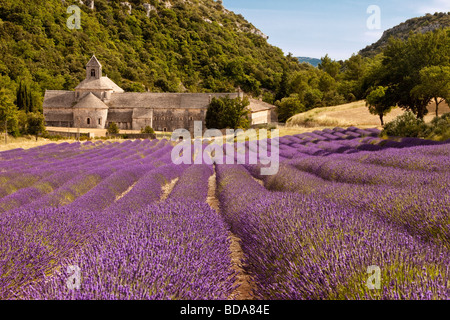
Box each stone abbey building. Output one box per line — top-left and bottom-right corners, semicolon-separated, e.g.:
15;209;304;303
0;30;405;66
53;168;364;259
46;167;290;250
43;55;277;132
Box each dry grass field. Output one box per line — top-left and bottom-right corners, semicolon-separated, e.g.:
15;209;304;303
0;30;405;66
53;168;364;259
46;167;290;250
286;99;450;129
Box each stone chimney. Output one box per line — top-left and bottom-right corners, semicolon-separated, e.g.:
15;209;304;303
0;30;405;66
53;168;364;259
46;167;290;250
237;86;244;100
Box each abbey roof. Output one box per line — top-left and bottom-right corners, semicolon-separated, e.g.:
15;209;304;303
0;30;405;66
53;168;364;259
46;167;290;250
75;76;125;93
73;92;109;109
86;55;102;68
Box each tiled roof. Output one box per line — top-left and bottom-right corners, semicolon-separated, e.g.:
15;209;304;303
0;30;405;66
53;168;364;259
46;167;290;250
86;55;102;67
43;90;76;108
108;92;239;109
75;77;124;92
73;92;109;109
247;99;276;112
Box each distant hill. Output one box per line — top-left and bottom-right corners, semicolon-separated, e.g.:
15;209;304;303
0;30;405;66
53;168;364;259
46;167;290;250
0;0;300;99
359;12;450;57
297;57;321;67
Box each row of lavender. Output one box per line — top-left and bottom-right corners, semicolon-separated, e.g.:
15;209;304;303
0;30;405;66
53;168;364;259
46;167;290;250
2;127;449;299
1;139;178;298
1;140;237;299
216;163;450;299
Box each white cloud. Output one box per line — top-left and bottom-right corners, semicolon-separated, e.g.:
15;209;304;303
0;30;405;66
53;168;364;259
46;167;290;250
416;0;450;15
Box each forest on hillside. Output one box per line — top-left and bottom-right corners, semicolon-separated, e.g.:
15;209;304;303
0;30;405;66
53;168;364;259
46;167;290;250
0;0;299;102
0;1;449;134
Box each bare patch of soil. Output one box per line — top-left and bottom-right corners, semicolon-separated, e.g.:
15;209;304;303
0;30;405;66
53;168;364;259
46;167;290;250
206;170;255;300
160;178;179;202
115;182;138;202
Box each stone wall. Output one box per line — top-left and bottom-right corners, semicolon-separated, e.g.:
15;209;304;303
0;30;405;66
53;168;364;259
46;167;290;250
152;108;206;132
251;110;270;125
73;108;108;129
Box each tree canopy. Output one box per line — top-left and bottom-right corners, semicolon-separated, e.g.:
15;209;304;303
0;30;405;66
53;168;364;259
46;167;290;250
205;96;250;129
375;29;450;119
366;86;393;125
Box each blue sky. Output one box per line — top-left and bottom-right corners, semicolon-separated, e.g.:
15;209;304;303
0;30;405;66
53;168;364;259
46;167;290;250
222;0;450;61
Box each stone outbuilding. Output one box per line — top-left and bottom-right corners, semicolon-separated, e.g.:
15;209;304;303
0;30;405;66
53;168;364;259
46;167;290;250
43;55;277;132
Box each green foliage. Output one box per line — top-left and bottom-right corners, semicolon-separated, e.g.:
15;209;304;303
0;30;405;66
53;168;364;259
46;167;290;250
0;0;299;99
205;96;250;129
366;86;394;125
0;88;19;136
26;112;46;140
275;95;305;123
107;122;120;134
384;111;450;141
318;54;341;79
140;125;155;134
16;80;42;113
423;113;450;141
374;29;450;119
411;65;450;117
382;111;428;138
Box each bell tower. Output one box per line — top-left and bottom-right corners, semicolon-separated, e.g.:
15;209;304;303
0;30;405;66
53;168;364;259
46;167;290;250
86;55;102;80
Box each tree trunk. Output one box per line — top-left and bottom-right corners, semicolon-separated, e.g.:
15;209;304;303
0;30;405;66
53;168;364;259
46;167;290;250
435;97;441;117
379;114;384;126
417;106;425;121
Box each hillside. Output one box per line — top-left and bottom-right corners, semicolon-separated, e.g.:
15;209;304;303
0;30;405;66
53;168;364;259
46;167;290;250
359;12;450;57
286;100;450;129
297;57;321;67
0;0;300;102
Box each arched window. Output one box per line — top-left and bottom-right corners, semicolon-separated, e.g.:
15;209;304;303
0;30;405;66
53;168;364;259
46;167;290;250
87;118;91;125
163;127;167;132
91;69;96;77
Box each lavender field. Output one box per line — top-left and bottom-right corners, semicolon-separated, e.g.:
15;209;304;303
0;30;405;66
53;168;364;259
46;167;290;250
0;127;449;300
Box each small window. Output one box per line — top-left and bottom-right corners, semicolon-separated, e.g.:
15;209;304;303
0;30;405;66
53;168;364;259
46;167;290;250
189;117;193;121
91;69;96;77
163;127;167;132
87;118;91;125
98;118;102;125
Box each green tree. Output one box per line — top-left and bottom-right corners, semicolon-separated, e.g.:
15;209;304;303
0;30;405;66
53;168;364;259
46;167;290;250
411;65;450;117
0;89;19;137
318;54;341;79
275;95;305;123
16;81;40;113
382;111;428;138
275;67;289;102
366;86;393;125
379;29;450;119
107;122;120;135
205;96;250;129
26;112;46;141
140;126;155;134
318;72;337;93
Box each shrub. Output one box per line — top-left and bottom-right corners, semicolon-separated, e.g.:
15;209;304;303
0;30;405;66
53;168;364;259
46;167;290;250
382;111;428;138
423;113;450;141
140;126;155;134
107;122;120;135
